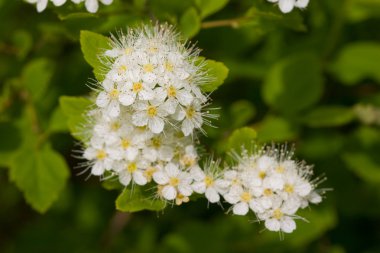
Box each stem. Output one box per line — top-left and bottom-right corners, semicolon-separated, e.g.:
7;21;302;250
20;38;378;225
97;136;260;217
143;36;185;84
201;18;243;29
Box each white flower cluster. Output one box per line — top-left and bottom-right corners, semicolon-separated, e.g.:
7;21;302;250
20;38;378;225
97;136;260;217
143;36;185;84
218;147;324;233
80;24;324;234
267;0;309;13
82;24;214;205
26;0;112;13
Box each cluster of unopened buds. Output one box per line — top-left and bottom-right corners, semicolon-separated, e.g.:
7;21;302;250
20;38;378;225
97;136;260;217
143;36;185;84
26;0;113;13
79;24;325;234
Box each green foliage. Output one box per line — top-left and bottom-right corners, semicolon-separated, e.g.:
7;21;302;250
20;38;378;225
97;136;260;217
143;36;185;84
116;187;166;212
59;96;92;141
195;0;229;18
80;30;111;81
262;52;324;114
330;42;380;85
200;59;229;92
225;127;257;153
22;59;54;101
10;144;69;213
302;106;355;127
1;0;380;252
180;8;201;38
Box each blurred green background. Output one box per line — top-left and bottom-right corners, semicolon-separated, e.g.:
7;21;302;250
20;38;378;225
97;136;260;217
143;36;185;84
1;0;380;252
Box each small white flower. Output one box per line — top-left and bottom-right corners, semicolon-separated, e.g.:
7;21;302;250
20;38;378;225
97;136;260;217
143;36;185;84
267;0;310;13
26;0;48;12
153;163;193;201
132;100;169;134
116;159;149;186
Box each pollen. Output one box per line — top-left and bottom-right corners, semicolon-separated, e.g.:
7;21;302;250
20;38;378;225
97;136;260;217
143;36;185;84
151;137;161;148
273;208;283;220
204;176;214;187
96;150;107;160
186;106;195;118
169;177;180;186
240;191;252;202
259;171;266;179
121;138;130;149
109;89;119;99
110;121;121;131
144;167;157;181
124;47;132;55
181;155;195;167
127;162;137;173
263;188;273;196
284;184;294;193
165;61;174;72
276;166;285;173
147;106;157;117
132;82;143;93
118;65;127;75
149;46;158;53
143;63;154;73
167;85;177;97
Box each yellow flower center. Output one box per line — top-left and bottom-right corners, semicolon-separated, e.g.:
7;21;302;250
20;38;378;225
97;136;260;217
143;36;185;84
186;106;195;118
284;184;294;193
144;167;157;181
167;85;177;97
204;176;214;187
181;155;195;167
149;46;158;53
118;65;127;75
263;188;273;196
96;150;107;160
151;137;161;148
124;47;132;55
259;171;266;179
121;138;130;149
147;106;157;117
240;192;252;202
132;82;143;93
169;177;180;187
109;88;119;99
276;166;285;173
273;208;283;220
143;63;154;73
165;61;174;72
110;121;121;131
127;163;137;173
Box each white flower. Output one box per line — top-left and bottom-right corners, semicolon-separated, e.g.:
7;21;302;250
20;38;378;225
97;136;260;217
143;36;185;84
96;79;125;118
132;100;169;134
224;185;256;216
267;0;310;13
190;166;228;203
115;159;149;186
26;0;48;12
83;136;116;176
153;163;193;201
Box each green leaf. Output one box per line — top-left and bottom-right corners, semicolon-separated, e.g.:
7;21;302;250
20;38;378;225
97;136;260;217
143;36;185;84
257;115;298;142
22;58;54;101
179;8;201;38
58;12;98;20
10;144;70;213
287;207;337;248
80;30;111;81
228;100;256;128
329;42;380;85
12;30;33;59
48;107;69;133
302;106;355;127
116;187;166;212
262;52;323;114
200;59;229;92
195;0;229;18
346;0;380;22
342;152;380;184
59;96;92;141
225;127;257;153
